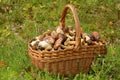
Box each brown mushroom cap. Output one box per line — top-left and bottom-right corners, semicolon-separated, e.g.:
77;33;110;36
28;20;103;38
53;38;63;49
63;26;70;33
91;31;100;41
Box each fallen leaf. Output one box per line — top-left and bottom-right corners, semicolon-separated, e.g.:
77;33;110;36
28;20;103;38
0;61;5;67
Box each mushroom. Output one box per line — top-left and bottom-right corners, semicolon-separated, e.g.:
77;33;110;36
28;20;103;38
43;36;55;44
63;27;75;40
65;33;75;40
53;34;66;49
85;36;92;45
51;30;57;37
63;26;69;33
51;30;59;40
56;26;64;34
69;29;75;36
30;40;39;50
81;38;85;45
30;40;39;46
38;41;52;50
53;38;63;50
90;31;100;41
37;35;44;41
64;38;70;46
82;33;92;45
81;33;87;39
58;34;66;40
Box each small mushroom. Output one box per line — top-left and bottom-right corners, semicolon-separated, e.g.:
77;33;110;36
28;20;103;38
38;41;52;50
65;33;74;40
53;38;63;49
81;38;85;45
63;26;69;33
90;31;100;41
64;38;70;46
81;33;87;39
51;31;57;37
56;26;64;34
69;30;75;36
82;33;92;45
81;38;84;42
30;40;39;50
30;40;39;46
51;30;59;40
37;35;44;41
85;36;92;45
53;34;66;49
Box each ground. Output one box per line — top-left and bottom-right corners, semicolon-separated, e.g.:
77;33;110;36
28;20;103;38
0;0;120;80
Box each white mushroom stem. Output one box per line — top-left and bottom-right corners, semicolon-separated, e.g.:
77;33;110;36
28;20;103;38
82;33;88;39
56;26;64;34
64;38;70;45
35;37;39;40
30;40;39;46
85;35;91;42
81;39;85;45
67;41;76;45
65;33;74;40
69;30;75;36
81;39;84;43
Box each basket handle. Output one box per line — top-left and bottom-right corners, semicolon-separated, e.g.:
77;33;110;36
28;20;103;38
60;4;82;50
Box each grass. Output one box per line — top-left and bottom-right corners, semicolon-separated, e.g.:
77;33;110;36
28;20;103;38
0;0;120;80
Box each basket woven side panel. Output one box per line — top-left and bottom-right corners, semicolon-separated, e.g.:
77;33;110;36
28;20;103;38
28;44;107;75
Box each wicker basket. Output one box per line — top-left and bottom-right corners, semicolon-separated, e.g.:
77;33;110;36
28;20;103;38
28;4;107;75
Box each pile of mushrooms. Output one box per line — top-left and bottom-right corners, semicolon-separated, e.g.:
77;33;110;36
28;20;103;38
30;26;105;51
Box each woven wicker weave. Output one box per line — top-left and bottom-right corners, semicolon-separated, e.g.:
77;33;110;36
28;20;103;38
28;4;107;75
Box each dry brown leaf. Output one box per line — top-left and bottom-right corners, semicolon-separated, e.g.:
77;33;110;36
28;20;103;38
0;61;5;67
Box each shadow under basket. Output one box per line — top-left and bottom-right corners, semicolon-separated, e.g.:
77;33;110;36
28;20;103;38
28;4;107;76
